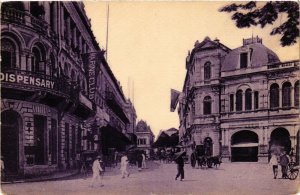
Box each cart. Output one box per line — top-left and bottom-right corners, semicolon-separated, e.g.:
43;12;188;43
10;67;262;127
287;162;299;180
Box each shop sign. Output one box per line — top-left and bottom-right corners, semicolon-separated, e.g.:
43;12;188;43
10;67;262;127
82;52;101;101
0;72;55;89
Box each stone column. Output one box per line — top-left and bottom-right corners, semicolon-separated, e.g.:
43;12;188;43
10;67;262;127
251;91;254;110
242;92;244;111
291;87;295;107
279;88;282;108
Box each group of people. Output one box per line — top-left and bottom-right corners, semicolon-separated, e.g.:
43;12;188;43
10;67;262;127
89;151;148;187
269;150;291;179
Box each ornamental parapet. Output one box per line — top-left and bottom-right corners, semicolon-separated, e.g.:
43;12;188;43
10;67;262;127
267;60;299;69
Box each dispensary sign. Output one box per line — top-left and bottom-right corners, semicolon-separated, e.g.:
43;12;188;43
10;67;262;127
0;72;55;89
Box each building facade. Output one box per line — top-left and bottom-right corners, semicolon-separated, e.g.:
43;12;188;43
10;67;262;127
175;36;299;163
135;120;154;157
1;1;136;179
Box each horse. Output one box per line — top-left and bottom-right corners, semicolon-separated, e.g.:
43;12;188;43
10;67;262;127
209;155;222;168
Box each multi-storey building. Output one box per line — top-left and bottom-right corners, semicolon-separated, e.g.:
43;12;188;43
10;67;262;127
136;120;154;157
174;36;299;163
1;1;136;179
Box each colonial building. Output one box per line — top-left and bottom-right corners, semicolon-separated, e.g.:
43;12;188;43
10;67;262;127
1;1;136;179
135;120;154;157
174;36;299;163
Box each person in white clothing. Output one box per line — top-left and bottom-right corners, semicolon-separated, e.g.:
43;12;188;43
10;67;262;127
142;152;147;169
90;156;104;187
120;153;130;178
269;153;279;179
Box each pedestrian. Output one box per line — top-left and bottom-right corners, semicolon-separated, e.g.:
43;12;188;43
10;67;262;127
76;153;81;173
120;153;130;178
114;151;119;167
1;156;5;181
137;151;143;171
90;156;104;187
142;152;147;169
175;152;185;181
279;151;289;179
269;153;278;179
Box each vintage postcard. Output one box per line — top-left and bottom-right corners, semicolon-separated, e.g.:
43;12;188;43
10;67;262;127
1;1;299;195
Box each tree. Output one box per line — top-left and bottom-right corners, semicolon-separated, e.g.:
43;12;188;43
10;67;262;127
219;1;299;47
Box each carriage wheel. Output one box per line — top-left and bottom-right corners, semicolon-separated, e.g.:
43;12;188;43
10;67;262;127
288;169;299;180
207;160;213;168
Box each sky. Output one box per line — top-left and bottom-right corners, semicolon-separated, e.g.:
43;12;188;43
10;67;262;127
84;1;299;138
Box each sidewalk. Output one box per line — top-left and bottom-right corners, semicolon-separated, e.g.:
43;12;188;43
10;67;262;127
1;169;79;184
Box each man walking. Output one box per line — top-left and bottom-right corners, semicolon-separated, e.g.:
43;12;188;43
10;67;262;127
90;156;104;187
142;152;147;169
120;153;130;178
175;151;185;181
279;151;289;179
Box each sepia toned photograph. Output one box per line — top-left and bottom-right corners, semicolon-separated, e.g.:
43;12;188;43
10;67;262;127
0;1;299;195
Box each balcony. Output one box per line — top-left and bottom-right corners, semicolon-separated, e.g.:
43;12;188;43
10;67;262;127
267;60;299;69
105;91;130;123
1;7;57;43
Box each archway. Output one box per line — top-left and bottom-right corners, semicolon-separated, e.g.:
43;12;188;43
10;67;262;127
231;130;258;162
1;110;21;175
269;128;291;155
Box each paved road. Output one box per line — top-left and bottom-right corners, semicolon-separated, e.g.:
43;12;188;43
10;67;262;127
1;161;299;195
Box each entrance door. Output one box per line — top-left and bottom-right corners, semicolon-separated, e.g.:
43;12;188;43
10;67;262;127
231;130;259;162
269;128;291;155
1;111;20;175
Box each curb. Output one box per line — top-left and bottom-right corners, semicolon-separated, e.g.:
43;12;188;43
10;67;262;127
1;171;80;184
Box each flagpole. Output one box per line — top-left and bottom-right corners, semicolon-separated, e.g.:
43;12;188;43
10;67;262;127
105;3;109;60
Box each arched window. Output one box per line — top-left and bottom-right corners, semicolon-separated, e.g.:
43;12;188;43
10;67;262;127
230;94;234;111
1;39;17;70
270;83;279;108
236;90;243;111
245;88;252;110
31;45;45;74
204;62;211;80
295;81;299;107
203;96;212;115
254;91;259;109
282;82;292;108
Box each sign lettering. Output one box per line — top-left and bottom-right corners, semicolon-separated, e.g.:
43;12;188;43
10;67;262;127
82;52;101;101
0;73;55;89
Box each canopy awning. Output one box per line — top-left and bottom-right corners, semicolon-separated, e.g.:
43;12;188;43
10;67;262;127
231;143;259;148
100;125;132;154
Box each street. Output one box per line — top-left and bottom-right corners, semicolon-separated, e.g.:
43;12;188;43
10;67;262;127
1;161;299;195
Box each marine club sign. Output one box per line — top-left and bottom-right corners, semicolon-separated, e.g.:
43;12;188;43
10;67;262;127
82;52;101;101
0;72;55;89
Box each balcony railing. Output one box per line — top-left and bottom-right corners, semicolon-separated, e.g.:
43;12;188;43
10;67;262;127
1;7;57;43
267;60;299;69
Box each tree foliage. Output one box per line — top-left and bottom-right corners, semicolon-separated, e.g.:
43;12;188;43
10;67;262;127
219;1;299;46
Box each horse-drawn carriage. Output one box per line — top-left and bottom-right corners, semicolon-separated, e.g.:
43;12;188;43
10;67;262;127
190;145;222;168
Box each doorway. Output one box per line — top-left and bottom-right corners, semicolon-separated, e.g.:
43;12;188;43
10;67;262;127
1;110;21;175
